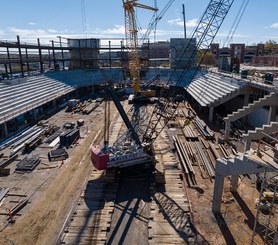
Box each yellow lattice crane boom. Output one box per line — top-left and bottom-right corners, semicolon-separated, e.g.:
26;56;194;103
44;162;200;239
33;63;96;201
122;0;157;93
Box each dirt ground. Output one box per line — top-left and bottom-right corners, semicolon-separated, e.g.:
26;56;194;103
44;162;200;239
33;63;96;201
186;169;264;244
0;103;118;245
0;100;274;245
181;105;266;245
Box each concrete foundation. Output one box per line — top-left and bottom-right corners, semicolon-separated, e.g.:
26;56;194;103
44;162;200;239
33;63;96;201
267;105;276;124
212;156;277;213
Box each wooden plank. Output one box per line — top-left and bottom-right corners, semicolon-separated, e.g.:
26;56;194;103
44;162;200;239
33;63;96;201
70;217;112;224
66;226;109;233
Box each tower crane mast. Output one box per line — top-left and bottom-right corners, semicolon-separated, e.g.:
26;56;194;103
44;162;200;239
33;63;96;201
122;0;157;93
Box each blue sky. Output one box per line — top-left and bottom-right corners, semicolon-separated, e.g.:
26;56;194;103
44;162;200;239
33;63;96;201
0;0;277;46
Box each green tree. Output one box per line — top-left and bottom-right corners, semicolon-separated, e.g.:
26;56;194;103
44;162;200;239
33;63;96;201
265;40;278;55
198;50;216;66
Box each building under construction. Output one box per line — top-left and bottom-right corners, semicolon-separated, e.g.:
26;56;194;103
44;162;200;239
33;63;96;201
0;0;278;244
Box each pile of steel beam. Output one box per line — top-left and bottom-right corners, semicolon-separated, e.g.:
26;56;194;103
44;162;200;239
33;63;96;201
195;142;215;179
193;117;214;140
48;148;68;162
9;126;45;157
173;136;196;185
0;126;34;150
82;102;99;114
16;156;41;171
0;154;18;168
218;143;231;158
179;121;198;140
45;131;61;143
0;188;9;202
60;128;80;147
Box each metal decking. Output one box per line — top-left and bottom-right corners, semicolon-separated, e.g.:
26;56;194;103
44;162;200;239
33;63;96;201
0;75;75;125
186;72;242;107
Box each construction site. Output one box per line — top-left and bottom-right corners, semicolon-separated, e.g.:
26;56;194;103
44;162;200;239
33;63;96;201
0;0;278;244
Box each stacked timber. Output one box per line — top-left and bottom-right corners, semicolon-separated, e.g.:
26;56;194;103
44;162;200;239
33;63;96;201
59;170;118;244
149;131;197;244
181;108;195;120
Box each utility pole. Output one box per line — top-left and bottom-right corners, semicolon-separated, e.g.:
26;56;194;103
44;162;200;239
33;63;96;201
182;3;186;39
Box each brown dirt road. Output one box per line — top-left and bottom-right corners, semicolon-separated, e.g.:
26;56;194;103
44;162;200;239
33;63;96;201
0;112;107;245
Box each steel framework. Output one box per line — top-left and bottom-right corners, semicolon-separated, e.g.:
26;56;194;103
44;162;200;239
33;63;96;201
251;132;278;245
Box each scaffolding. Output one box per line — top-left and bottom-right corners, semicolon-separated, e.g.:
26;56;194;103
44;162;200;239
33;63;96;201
251;132;278;245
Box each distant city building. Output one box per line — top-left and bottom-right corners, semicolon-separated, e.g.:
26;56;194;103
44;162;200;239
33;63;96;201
141;41;169;66
68;38;100;69
170;38;197;69
142;41;169;59
210;43;265;63
253;55;278;67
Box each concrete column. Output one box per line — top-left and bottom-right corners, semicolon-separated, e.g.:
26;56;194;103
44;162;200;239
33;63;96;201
209;107;214;122
267;105;276;124
243;94;250;106
242;94;250;123
224;121;231;140
230;175;239;192
33;109;38;121
244;139;251;152
1;123;8;138
52;100;57;108
212;174;225;212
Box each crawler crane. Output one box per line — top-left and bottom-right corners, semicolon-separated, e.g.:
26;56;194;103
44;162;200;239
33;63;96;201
91;0;235;170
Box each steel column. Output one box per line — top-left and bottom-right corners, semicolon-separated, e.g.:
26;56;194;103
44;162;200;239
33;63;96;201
17;35;24;77
37;38;44;73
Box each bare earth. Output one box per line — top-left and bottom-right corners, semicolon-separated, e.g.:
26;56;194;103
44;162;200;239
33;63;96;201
0;107;109;245
0;102;268;244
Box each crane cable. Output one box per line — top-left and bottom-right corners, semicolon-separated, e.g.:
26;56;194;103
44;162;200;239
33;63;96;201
141;0;175;44
81;0;87;36
223;0;250;47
